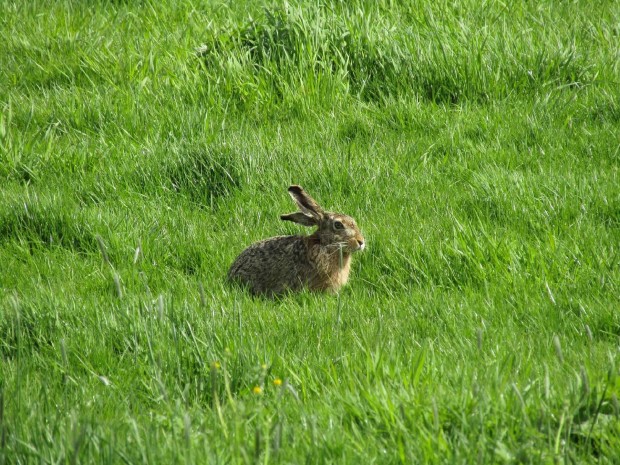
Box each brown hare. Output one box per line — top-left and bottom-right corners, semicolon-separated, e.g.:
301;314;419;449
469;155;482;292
228;185;365;295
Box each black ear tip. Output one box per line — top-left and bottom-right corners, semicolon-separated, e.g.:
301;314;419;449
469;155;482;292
288;185;303;193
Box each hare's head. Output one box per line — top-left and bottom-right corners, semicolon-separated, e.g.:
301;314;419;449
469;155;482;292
280;185;365;253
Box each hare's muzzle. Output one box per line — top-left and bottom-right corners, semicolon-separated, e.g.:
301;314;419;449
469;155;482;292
344;237;364;252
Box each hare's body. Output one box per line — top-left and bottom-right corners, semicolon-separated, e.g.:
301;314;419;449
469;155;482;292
228;186;364;296
228;233;352;295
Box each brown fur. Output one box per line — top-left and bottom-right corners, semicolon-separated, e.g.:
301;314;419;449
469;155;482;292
227;186;365;296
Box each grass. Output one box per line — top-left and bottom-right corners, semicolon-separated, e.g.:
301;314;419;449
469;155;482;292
1;0;619;463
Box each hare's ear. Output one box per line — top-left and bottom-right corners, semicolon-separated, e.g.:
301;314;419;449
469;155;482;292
280;212;317;227
288;185;323;219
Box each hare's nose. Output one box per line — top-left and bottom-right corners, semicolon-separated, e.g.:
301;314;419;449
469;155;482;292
357;239;365;251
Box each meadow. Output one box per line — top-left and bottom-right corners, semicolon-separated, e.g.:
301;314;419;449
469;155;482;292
1;0;619;462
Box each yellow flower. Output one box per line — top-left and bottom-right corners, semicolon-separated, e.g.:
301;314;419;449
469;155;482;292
211;361;221;370
273;378;282;387
252;386;262;395
261;364;268;370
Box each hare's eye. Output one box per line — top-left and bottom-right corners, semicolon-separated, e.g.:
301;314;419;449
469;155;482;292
334;221;344;230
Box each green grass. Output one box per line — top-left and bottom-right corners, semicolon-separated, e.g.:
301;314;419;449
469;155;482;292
1;0;619;462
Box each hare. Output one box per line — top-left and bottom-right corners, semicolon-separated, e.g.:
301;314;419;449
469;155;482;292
228;185;365;295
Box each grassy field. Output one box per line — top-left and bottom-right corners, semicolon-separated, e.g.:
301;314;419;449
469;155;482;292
1;0;619;462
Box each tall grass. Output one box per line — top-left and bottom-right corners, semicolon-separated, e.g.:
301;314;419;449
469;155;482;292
196;1;617;106
1;0;619;463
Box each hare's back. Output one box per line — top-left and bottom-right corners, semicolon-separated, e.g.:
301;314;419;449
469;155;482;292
227;235;308;294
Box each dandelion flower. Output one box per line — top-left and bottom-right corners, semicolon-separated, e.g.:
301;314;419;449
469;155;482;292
211;361;221;370
252;386;262;395
273;378;282;387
